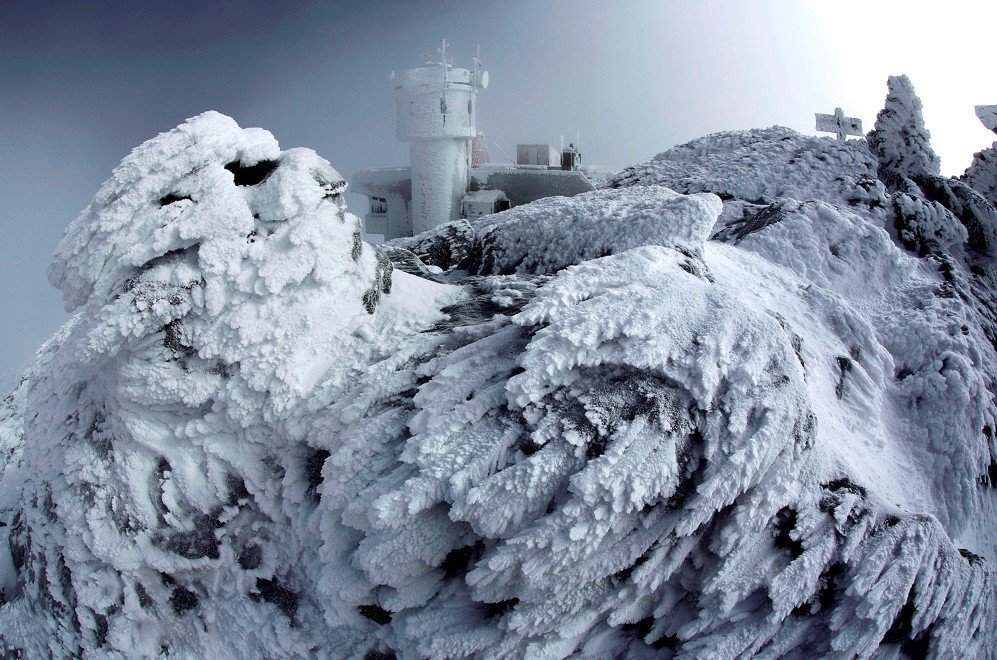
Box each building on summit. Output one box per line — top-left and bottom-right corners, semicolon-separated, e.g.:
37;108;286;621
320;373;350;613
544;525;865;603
353;42;600;241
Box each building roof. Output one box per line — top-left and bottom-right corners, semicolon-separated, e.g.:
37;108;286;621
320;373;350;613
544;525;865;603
471;166;595;207
353;167;412;196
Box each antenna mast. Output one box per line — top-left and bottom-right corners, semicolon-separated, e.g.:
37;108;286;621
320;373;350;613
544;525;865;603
438;38;449;124
440;38;449;86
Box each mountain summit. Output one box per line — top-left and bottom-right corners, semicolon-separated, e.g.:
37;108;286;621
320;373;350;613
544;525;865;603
1;80;994;658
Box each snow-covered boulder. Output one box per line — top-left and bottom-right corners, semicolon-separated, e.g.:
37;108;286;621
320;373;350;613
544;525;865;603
466;186;721;276
386;218;475;272
607;125;888;211
891;191;970;253
382;187;721;278
965;145;997;208
0;112;416;656
0;106;994;658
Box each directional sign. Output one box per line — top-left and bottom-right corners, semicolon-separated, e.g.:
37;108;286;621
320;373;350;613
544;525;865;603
976;105;997;133
816;107;863;142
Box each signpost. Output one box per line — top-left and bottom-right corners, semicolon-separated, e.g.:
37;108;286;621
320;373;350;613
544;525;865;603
816;107;863;142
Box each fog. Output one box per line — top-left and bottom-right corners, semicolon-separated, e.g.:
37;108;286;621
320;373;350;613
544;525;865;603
1;0;993;383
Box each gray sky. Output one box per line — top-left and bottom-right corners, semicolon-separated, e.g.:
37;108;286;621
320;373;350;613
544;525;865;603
1;0;994;385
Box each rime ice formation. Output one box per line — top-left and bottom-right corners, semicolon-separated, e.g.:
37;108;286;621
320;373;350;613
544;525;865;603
965;112;997;209
967;146;997;209
465;186;721;276
607;125;888;211
2;77;996;659
867;75;941;181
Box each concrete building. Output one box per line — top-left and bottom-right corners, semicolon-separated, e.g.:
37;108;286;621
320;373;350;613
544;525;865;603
462;189;509;219
354;43;598;242
352;168;412;239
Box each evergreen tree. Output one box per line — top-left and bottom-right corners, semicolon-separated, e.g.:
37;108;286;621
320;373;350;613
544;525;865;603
868;75;941;180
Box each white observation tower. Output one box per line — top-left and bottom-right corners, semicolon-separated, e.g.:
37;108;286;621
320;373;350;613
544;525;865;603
394;40;488;234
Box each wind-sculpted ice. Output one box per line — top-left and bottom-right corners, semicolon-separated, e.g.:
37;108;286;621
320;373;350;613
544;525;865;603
961;104;995;209
1;80;995;658
465;186;721;275
965;114;997;209
607;125;889;213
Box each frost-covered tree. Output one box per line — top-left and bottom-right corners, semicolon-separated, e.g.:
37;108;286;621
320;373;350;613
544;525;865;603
0;112;993;658
868;74;941;181
863;76;997;257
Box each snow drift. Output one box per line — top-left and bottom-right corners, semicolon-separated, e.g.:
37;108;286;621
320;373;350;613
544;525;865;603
0;79;995;659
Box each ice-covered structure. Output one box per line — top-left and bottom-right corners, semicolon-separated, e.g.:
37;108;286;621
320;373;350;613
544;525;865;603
354;44;598;241
0;76;995;658
392;40;488;236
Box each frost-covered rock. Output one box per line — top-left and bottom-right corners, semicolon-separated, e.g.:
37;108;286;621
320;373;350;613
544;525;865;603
607;126;888;211
966;145;997;208
891;191;970;253
385;218;475;272
0;107;994;659
465;186;721;276
48;111;394;415
379;187;721;280
0;111;408;656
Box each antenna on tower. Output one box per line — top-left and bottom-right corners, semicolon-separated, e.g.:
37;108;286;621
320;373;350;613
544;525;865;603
439;38;449;124
471;44;489;91
440;38;449;79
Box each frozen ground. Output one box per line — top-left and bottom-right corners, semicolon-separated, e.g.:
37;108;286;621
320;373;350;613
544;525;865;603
0;76;994;658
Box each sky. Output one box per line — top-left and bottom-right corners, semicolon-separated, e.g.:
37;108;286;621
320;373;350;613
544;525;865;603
1;0;994;385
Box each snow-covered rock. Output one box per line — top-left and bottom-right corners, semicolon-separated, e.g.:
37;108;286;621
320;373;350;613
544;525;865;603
965;143;997;209
466;186;721;276
607;125;888;212
1;96;994;658
964;104;997;209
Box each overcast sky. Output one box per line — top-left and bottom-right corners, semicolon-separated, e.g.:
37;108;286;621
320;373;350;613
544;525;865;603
1;0;994;385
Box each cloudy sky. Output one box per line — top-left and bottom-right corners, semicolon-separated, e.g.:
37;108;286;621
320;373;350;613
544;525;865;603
1;0;994;384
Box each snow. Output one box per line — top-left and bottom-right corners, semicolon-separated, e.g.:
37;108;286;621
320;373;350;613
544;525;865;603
1;79;995;658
